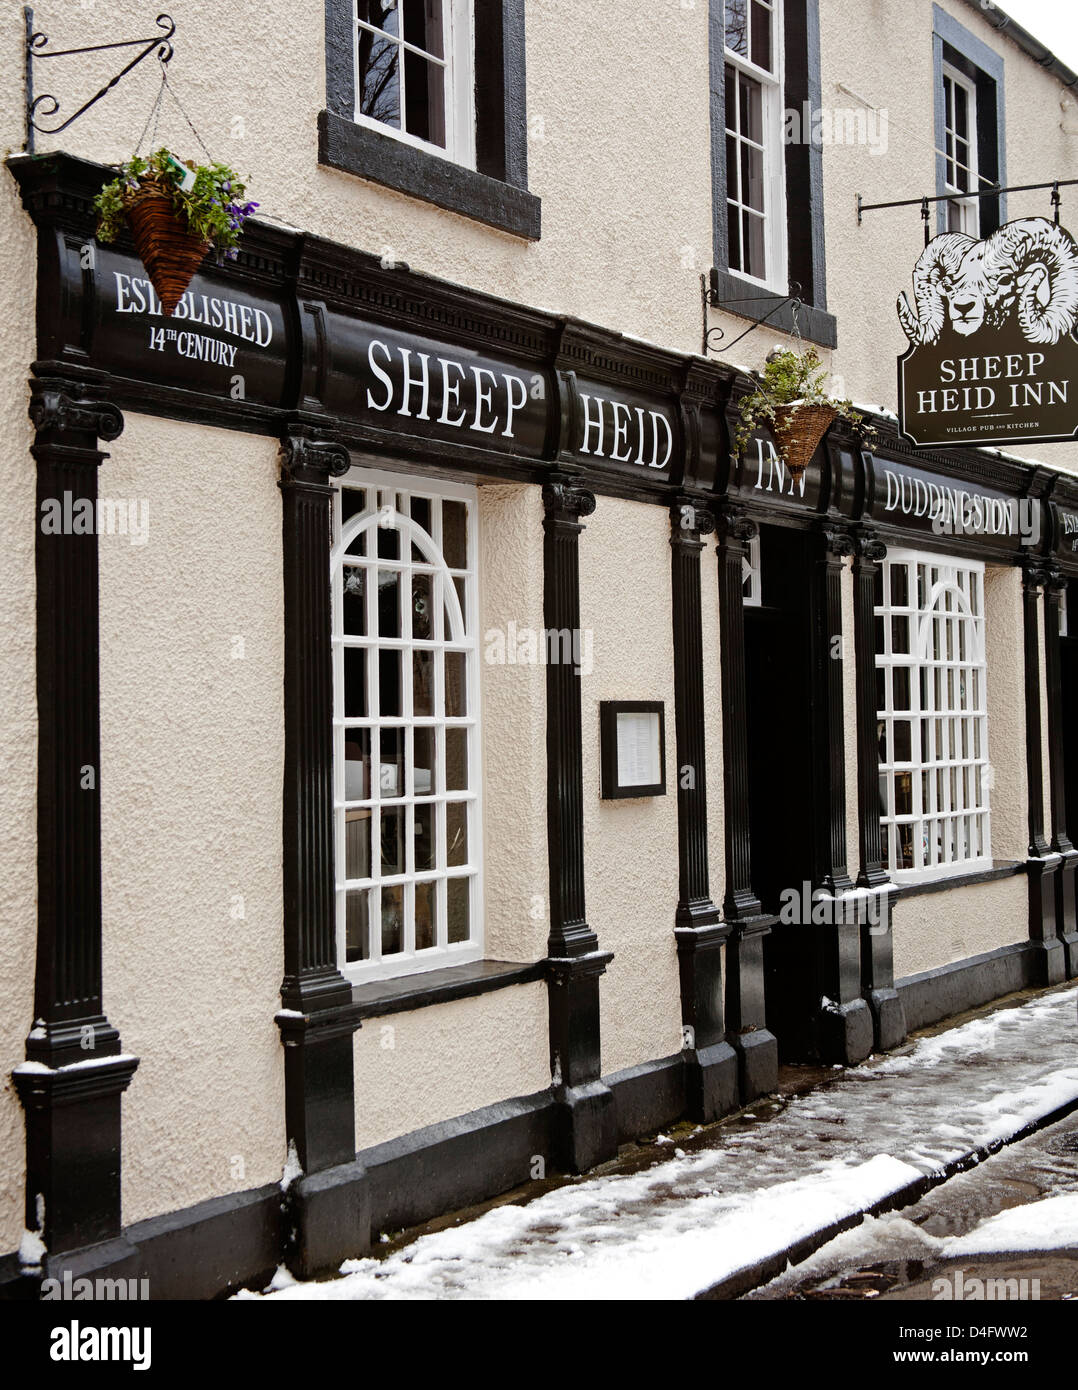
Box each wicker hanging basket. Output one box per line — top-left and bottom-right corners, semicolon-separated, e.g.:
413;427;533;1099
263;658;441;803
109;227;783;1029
124;180;209;317
770;401;836;481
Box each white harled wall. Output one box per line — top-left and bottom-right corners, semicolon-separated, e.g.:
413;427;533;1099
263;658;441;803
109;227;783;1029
1;0;1075;1249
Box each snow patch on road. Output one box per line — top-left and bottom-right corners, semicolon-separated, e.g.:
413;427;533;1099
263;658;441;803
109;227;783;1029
947;1193;1078;1255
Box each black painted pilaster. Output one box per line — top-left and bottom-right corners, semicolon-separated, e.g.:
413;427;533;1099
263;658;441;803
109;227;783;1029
853;529;906;1051
277;429;368;1272
806;522;874;1064
14;378;138;1267
1044;565;1078;978
1020;560;1065;985
542;476;616;1172
715;504;778;1100
670;498;738;1121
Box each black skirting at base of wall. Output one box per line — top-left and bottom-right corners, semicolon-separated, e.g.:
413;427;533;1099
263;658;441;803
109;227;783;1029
896;940;1040;1034
0;945;1057;1301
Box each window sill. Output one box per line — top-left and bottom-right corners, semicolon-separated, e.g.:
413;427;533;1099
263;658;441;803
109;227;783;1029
318;110;541;241
350;957;545;1020
710;268;838;350
894;859;1023;900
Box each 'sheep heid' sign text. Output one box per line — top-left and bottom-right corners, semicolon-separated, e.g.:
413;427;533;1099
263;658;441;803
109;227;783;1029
897;217;1078;448
575;388;674;472
96;248;677;475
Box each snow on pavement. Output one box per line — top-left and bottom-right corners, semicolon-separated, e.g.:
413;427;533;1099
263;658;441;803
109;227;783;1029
241;985;1078;1301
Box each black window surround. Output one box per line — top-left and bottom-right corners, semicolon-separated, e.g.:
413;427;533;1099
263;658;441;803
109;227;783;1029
708;0;837;349
932;4;1006;238
321;0;540;240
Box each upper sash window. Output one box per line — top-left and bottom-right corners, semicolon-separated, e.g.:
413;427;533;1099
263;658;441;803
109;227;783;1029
723;0;787;289
354;0;475;166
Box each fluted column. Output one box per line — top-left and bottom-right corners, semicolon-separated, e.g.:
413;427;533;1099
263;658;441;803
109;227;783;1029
715;503;778;1100
808;521;873;1065
275;428;368;1276
14;377;138;1265
1021;559;1065;984
670;498;737;1120
542;475;616;1172
853;528;905;1050
1044;564;1078;977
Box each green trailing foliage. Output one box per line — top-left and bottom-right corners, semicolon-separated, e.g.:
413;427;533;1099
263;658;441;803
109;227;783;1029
94;148;258;262
734;346;877;456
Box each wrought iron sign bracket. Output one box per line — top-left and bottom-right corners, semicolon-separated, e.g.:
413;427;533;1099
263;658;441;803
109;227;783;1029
857;178;1078;245
23;6;176;154
702;271;804;356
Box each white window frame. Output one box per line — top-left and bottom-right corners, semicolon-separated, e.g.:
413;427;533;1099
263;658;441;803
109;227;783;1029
723;0;788;293
331;466;484;983
352;0;476;169
942;63;979;237
875;548;992;885
742;532;762;607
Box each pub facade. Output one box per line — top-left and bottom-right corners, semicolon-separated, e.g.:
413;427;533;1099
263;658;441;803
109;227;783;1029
1;0;1076;1296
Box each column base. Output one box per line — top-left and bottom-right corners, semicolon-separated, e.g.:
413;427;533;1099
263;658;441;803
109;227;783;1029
683;1041;739;1123
1027;856;1060;950
728;1027;778;1102
550;1079;617;1174
13;1052;138;1258
276;999;365;1175
866;987;907;1053
1055;851;1078;980
285;1159;371;1280
1028;936;1067;988
817;996;875;1066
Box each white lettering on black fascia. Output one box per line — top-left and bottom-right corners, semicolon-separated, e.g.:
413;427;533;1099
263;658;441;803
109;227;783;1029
753;438;807;499
577;392;673;470
364;339;529;439
882;468;1019;536
113;272;273;346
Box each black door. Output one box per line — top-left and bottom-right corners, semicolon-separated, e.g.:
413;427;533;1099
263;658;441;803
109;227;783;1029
744;523;821;1060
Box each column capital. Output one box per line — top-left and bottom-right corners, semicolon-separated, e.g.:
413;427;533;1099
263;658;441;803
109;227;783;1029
818;518;857;559
670;496;716;545
716;502;757;546
1021;556;1049;592
1044;563;1068;595
279;430;351;486
29;378;123;445
854;527;888;565
542;473;596;525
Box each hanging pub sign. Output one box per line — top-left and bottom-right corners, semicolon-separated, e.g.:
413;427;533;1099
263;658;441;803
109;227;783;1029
897;216;1078;449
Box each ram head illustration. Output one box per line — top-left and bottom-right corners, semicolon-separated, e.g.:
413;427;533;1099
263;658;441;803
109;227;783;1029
897;217;1078;346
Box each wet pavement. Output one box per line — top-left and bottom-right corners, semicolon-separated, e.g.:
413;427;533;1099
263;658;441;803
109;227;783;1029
244;981;1078;1300
746;1108;1078;1301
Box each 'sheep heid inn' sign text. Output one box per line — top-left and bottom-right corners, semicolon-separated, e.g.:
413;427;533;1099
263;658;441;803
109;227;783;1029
897;217;1078;448
100;253;676;478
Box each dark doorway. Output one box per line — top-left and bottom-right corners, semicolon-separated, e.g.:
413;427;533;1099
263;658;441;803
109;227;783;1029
743;522;823;1060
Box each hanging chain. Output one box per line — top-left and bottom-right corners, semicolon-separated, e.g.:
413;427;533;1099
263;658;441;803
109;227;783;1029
132;59;166;158
160;63;213;162
132;54;213;163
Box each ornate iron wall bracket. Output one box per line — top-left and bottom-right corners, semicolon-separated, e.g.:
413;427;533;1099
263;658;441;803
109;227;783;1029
24;6;176;153
702;271;804;355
